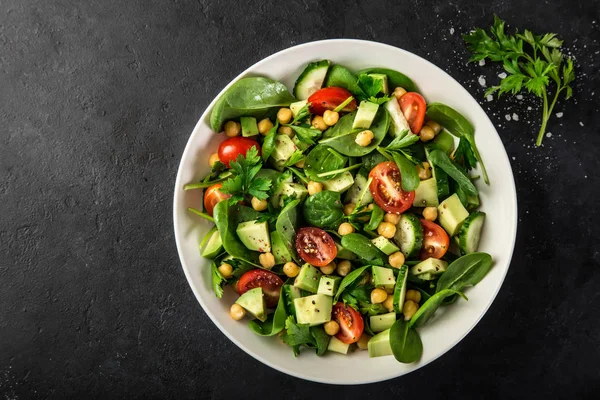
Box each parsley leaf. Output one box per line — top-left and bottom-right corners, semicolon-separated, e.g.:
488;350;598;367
453;137;478;171
281;317;329;356
290;103;311;124
211;261;226;298
221;146;272;202
357;73;383;98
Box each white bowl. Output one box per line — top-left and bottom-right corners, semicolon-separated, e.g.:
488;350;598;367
173;39;517;384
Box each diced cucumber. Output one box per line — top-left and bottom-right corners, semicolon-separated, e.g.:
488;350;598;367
370;312;397;332
433;130;455;155
393;265;409;313
413;177;439;207
328;336;350;354
458;211;486;254
293;60;330;100
344;173;373;206
240;116;259;137
282;284;303;318
393;214;423;258
385;97;411;137
368;329;393;358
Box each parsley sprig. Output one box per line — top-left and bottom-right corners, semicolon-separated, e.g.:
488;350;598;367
464;16;575;146
220;147;272;204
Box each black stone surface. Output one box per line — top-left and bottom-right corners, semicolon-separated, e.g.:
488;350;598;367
1;0;599;398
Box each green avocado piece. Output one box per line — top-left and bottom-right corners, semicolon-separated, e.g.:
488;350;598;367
413;177;439;207
271;230;292;265
368;329;393;358
240;116;259;137
317;275;341;297
294;294;333;326
370;312;397;332
293;264;323;293
236;220;271;252
201;229;223;259
353;101;379;129
328;336;351;354
236;287;266;322
438;193;469;236
372;266;396;291
371;236;400;256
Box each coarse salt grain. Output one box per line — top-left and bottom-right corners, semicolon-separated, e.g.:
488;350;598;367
505;114;511;121
556;112;563;118
450;27;455;35
516;95;523;100
479;59;486;66
498;72;507;79
527;106;532;110
478;76;486;87
546;132;552;138
580;122;584;126
486;95;493;102
512;113;519;121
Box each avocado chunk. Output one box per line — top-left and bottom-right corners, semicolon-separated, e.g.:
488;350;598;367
294;264;323;293
413;177;439;207
344;172;373;206
433;130;455;155
370;312;397;332
278;182;308;207
335;241;357;260
282;284;303;318
317;275;341;297
322;171;354;192
201;229;223;259
290;100;308;118
236;220;271;253
372;266;396;291
368;329;393;358
410;257;448;276
271;134;299;170
371;236;400;256
271;230;292;265
353;101;379;129
368;73;389;95
240;116;259;137
292;134;310;151
438;193;469;236
294;294;333;326
236;287;266;322
328;336;351;354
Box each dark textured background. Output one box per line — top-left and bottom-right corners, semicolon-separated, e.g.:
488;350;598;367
1;0;599;398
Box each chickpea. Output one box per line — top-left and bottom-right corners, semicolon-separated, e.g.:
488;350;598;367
230;303;246;320
218;263;233;278
388;251;405;269
295;159;305;168
278;125;294;137
311;115;328;131
422;206;438;221
403;300;419;320
383;294;395;312
324;320;340;336
251;197;268;212
307;181;323;196
383;212;401;225
406;289;421;304
355;130;374;147
323;110;340;126
393;86;407;99
208;153;220;168
425;120;442;135
371;288;388;304
419;126;435;142
258;118;274;135
366;203;375;211
338;222;355;236
417;162;432;180
283;262;300;278
277;108;293;124
259;252;275;269
377;221;396;239
224;120;241;137
357;334;371;350
336;260;352;277
320;262;336;275
344;203;356;216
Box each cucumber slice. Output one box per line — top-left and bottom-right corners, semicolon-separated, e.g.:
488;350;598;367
344;173;373;206
458;211;486;254
393;265;409;313
293;60;330;100
393;214;423;258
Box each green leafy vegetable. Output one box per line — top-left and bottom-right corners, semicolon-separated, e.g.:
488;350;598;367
364;203;384;231
332;96;354;113
453;137;478;171
187;207;215;222
302;191;345;230
340;234;385;266
334;265;371;302
211;260;226;298
310;326;331;356
304;145;348;182
409;289;466;328
357;67;418;93
283;150;305;167
436;253;493;293
261;120;279;161
213;201;260;264
248;287;288;336
281;316;330;356
385;130;419;150
464;15;575;146
276;199;301;263
389;319;423;363
288;124;322;145
427;149;478;197
390;151;420;192
357;73;384;98
323;65;365;97
221;147;272;203
290;102;311;124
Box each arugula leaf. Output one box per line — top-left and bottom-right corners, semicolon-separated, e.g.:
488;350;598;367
221;147;272;202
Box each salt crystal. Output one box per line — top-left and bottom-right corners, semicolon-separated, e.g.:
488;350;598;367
505;114;511;121
478;76;486;87
546;132;552;138
486;95;493;102
556;112;563;118
450;27;455;35
512;156;516;160
527;106;532;110
512;113;519;121
580;122;584;126
498;72;507;79
516;95;523;100
479;59;486;66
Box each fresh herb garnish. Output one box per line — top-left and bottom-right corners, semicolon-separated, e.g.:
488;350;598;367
464;15;575;146
221;147;272;203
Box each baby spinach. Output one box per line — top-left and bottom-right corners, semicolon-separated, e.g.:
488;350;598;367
391;151;420;192
340;233;385;266
210;77;295;132
319;108;391;157
304;144;348;182
365;203;384;231
357;67;418;93
427;149;478;197
334;265;371;302
360;151;388;175
324;64;365;97
302;191;345;229
426;103;489;184
409;289;466;328
288;125;322;145
436;252;493;293
389;319;423;363
248;286;288;336
213;202;260;264
276;199;301;263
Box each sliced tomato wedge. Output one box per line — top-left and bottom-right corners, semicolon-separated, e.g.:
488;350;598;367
332;302;364;344
368;161;415;214
419;219;450;260
203;182;231;216
398;92;426;134
295;227;337;267
236;269;284;308
308;87;357;115
218;137;260;167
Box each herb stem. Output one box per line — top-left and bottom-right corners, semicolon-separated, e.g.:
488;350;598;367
333;96;354;113
187;207;215;222
536;86;564;146
316;163;362;178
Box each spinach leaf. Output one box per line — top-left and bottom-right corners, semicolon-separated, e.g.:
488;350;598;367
248;286;288;336
213;201;260;264
427;149;478;197
261;120;279;161
390;151;420;192
436;253;493;293
319;108;391;157
302;191;345;229
340;233;385;266
334;265;371;302
426;102;489;184
287;166;309;185
324;65;365;97
304;144;348;182
365;203;384;231
211;260;226;298
357;67;418;93
409;289;466;328
288;125;322;145
385;131;419;150
210;77;295;132
389;319;423;363
276;199;301;263
360;151;388;175
310;326;331;356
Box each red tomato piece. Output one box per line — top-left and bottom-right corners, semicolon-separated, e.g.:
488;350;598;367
419;219;450;260
218;137;260;167
368;162;415;214
398;92;426;134
332;302;364;344
203;182;231;216
308;87;357;115
295;227;337;267
236;269;284;308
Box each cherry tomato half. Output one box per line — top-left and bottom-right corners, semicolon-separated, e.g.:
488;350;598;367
295;227;337;267
368;162;415;214
308;87;357;115
398;92;426;134
236;269;284;308
332;302;364;344
218;137;260;167
419;219;450;260
203;182;231;216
